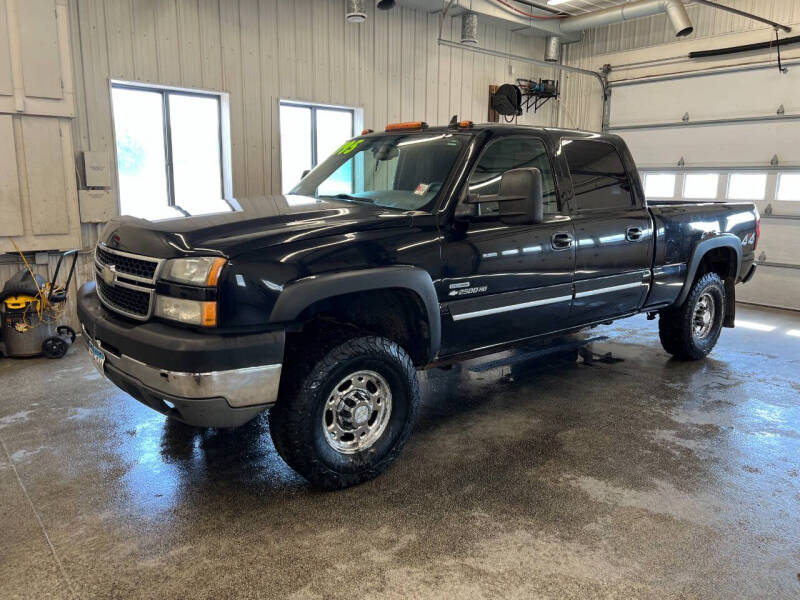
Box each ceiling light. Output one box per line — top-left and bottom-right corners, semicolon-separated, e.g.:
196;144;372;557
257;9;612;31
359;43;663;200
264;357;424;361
547;0;571;5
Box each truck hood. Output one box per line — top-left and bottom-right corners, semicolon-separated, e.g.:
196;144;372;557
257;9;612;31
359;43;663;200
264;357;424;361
99;195;414;258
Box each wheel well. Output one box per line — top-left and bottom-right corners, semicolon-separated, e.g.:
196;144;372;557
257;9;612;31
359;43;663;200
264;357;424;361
692;246;737;327
289;288;432;367
694;246;737;283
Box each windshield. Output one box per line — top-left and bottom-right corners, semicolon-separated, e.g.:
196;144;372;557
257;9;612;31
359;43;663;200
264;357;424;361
289;132;470;211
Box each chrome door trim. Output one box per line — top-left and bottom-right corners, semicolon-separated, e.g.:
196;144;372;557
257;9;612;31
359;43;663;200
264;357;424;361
452;294;573;321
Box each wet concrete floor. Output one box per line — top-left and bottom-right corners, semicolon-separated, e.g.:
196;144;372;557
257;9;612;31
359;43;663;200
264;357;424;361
1;304;799;599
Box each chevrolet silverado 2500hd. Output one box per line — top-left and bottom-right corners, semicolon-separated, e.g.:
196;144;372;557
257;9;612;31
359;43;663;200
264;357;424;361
78;123;759;488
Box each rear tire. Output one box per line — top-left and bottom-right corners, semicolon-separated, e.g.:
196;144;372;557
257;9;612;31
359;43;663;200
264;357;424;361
658;272;725;361
269;335;420;489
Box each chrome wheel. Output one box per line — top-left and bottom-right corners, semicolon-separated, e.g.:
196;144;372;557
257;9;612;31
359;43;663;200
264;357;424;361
322;370;392;454
692;292;716;340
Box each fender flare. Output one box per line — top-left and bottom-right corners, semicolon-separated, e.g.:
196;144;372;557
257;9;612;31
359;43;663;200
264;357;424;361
269;266;441;361
674;234;742;307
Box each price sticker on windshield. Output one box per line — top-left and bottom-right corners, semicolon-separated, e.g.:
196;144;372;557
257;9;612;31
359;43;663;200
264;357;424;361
336;139;365;155
414;183;430;196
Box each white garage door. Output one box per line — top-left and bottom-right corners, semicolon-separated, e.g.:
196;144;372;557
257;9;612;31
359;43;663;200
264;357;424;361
608;64;800;311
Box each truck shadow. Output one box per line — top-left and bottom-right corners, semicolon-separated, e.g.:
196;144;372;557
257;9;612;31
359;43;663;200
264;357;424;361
155;332;631;492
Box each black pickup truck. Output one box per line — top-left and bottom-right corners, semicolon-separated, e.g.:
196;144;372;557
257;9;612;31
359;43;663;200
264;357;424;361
78;122;759;488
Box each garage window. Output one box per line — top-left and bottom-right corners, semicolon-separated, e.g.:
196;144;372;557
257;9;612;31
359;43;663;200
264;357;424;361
280;101;355;193
643;173;676;199
683;173;719;199
727;172;767;200
776;173;800;201
111;82;231;220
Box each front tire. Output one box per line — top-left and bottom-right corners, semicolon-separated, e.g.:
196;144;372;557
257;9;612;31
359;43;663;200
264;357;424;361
658;272;725;360
269;336;420;489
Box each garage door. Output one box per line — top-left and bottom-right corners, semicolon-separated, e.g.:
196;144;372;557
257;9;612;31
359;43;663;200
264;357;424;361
607;64;800;311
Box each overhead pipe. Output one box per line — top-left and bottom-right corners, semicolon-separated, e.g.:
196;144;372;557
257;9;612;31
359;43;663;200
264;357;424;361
437;38;606;93
559;0;693;38
693;0;791;33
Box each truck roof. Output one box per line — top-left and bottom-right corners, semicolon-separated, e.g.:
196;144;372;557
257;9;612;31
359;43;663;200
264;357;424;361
364;123;617;144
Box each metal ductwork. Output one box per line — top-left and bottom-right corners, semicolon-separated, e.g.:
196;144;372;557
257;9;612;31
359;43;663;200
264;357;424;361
544;36;561;62
560;0;693;38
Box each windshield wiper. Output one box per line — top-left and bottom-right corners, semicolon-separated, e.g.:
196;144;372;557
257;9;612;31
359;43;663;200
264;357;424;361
329;193;374;204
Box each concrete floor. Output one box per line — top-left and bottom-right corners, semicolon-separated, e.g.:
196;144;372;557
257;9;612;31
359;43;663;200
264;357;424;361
1;304;799;599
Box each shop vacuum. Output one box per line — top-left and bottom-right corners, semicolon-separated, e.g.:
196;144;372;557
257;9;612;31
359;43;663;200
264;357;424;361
0;249;78;359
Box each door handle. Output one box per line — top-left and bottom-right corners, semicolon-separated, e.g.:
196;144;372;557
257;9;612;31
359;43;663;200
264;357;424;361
551;232;573;250
626;226;643;241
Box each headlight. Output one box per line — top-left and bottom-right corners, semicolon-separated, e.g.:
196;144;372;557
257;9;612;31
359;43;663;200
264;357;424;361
155;296;217;327
161;257;226;286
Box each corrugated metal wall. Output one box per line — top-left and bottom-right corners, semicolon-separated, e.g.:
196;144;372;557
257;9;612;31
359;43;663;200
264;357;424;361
3;0;562;328
69;0;558;200
559;0;800;131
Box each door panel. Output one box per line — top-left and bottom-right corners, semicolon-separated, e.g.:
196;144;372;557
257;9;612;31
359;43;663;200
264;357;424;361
438;134;576;356
560;138;653;325
440;216;575;355
571;207;653;323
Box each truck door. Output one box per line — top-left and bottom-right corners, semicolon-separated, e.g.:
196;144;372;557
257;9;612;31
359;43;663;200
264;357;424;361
439;134;575;356
559;138;653;325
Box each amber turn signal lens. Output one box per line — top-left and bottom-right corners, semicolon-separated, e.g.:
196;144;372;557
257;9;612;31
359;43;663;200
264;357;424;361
201;302;217;327
458;120;474;128
205;257;227;286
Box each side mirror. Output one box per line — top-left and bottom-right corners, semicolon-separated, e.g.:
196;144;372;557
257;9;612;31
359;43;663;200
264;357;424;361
497;168;544;225
301;169;311;179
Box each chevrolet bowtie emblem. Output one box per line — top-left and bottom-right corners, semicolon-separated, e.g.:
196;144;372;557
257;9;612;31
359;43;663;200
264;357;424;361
101;264;117;286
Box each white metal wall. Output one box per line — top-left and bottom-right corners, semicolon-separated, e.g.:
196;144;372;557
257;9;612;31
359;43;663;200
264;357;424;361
69;0;559;201
559;0;800;132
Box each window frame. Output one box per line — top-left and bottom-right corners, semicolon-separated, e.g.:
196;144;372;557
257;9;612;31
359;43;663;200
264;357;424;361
682;172;721;200
458;133;562;218
642;172;678;199
561;138;636;213
279;100;360;192
726;171;769;201
776;172;800;202
639;169;800;216
109;80;234;216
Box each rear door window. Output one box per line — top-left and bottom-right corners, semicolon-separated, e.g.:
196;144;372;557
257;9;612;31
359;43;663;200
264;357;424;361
562;139;634;211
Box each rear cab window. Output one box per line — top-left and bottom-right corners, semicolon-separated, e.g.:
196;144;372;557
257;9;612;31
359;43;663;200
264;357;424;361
561;139;635;211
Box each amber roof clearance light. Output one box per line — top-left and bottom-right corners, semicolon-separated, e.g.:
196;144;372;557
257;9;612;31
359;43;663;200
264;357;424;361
385;121;429;132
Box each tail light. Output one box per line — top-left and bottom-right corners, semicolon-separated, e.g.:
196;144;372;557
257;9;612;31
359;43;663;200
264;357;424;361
754;208;761;250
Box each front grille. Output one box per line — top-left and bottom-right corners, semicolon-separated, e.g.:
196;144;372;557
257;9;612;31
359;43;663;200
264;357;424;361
96;246;159;280
96;276;152;318
94;244;163;320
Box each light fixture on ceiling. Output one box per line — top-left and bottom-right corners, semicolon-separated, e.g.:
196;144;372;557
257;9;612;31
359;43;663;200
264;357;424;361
346;0;366;22
377;0;396;9
461;12;479;45
547;0;571;5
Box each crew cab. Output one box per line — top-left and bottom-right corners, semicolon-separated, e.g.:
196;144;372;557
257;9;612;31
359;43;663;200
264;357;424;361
78;122;759;488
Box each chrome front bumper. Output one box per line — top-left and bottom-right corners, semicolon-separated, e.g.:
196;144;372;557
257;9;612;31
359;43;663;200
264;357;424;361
83;328;282;410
